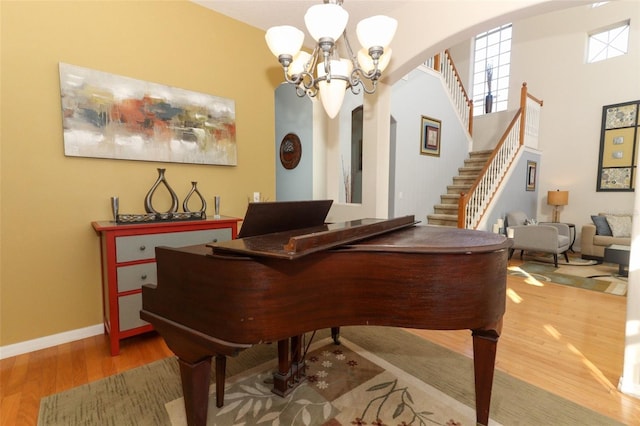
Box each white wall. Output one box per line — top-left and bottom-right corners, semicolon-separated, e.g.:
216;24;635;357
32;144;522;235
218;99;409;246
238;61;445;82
509;1;640;250
449;1;640;250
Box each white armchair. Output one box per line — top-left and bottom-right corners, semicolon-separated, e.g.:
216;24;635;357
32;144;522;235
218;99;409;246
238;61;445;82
506;211;571;267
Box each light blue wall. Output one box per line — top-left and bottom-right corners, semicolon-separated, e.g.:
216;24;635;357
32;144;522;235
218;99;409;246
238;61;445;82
390;68;471;222
275;84;313;201
484;149;541;231
274;68;539;228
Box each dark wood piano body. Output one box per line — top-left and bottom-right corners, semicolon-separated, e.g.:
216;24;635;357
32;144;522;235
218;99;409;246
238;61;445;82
141;219;509;426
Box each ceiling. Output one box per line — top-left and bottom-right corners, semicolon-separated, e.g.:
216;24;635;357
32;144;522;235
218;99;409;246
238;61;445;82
191;1;410;35
190;0;585;84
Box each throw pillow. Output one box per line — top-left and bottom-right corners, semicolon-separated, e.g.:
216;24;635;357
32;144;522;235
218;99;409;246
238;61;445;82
605;215;632;238
591;215;613;236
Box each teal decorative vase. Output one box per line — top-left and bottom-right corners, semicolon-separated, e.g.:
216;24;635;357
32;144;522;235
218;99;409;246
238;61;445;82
144;168;179;214
182;181;207;213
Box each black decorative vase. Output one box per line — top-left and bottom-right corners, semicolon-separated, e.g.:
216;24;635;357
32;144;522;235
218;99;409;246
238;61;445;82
485;93;493;114
182;181;207;213
144;168;179;214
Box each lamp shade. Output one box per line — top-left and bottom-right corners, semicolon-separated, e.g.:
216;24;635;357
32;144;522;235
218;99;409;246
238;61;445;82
357;47;392;73
265;25;304;58
304;3;349;42
356;15;398;48
317;59;352;119
547;190;569;206
287;51;312;77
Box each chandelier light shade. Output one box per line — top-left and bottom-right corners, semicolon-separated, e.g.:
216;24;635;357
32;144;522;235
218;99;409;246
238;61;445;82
304;4;349;42
265;0;398;118
265;26;305;58
357;48;392;73
288;51;312;77
317;59;352;118
356;15;398;49
547;190;569;222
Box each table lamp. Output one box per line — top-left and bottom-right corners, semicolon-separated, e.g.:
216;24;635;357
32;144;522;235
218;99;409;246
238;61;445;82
547;190;569;222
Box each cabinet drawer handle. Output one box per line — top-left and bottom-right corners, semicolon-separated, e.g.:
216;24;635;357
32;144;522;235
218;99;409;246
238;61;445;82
212;238;218;243
141;274;148;280
139;245;146;251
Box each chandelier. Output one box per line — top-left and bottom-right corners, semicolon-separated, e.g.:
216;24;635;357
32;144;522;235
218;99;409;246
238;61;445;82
265;0;397;118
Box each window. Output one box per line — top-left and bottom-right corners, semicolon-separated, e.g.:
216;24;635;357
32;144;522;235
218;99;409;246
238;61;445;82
587;21;630;63
472;24;512;116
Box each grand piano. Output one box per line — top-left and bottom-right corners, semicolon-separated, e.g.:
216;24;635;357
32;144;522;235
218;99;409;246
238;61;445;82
141;201;510;426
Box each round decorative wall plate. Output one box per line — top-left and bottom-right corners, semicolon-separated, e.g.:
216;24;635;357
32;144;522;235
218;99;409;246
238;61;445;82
279;133;302;169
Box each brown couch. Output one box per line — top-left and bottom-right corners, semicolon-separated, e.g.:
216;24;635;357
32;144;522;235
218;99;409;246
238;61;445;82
581;213;632;260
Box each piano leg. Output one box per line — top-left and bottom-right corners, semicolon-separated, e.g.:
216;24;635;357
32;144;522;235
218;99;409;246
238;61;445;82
471;321;502;426
178;356;212;426
215;355;227;408
331;326;341;345
272;336;306;396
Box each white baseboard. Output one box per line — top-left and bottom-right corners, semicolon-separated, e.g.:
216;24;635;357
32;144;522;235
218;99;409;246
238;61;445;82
619;376;640;399
0;324;104;360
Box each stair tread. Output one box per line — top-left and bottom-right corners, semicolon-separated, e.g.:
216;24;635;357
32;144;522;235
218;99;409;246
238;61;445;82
430;149;491;229
427;213;458;219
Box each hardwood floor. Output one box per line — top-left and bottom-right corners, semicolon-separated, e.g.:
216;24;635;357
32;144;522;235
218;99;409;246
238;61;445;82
1;258;638;425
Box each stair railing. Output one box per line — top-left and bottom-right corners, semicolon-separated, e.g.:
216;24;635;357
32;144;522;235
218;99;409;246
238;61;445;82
426;50;473;135
457;83;543;229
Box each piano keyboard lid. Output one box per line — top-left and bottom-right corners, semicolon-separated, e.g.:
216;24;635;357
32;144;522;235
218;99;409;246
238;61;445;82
237;199;333;239
209;215;418;260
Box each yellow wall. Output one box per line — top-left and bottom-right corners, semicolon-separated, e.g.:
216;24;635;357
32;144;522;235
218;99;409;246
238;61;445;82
0;1;279;345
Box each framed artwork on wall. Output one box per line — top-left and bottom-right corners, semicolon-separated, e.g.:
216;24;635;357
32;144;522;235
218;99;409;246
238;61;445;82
420;116;441;157
526;160;537;191
596;100;639;191
59;63;237;166
279;133;302;170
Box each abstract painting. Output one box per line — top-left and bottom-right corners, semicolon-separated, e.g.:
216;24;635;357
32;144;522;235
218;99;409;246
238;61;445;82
597;100;638;191
59;63;236;166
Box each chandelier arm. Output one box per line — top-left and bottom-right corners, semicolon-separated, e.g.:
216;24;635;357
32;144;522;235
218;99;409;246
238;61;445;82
282;67;302;85
266;0;394;116
350;69;378;95
307;45;320;73
341;29;358;65
295;85;307;97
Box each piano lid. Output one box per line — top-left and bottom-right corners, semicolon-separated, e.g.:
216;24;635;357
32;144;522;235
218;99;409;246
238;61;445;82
209;216;417;260
237;199;333;239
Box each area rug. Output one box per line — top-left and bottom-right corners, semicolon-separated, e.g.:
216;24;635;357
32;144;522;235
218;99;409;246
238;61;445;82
509;261;627;296
167;337;489;426
524;253;599;266
38;327;622;426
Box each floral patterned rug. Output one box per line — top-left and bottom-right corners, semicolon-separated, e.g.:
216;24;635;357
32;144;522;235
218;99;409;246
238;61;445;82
166;338;487;426
39;327;623;426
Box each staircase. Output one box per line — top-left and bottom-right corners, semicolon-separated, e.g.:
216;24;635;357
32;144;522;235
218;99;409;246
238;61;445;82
427;150;492;227
424;52;542;229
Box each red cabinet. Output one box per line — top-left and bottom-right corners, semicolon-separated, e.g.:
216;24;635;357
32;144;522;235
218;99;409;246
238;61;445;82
92;217;241;355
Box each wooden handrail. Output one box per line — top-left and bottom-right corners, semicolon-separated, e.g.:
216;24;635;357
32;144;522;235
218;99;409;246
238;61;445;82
457;108;523;228
444;49;472;105
426;51;473;135
457;82;543;229
424;53;542;230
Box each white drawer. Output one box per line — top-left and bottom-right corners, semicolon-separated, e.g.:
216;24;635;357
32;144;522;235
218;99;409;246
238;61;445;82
117;263;157;293
118;293;149;331
115;228;231;262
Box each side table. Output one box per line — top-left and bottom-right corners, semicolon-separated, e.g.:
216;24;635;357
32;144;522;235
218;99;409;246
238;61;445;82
92;217;241;355
604;244;630;277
